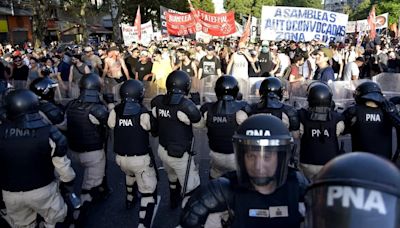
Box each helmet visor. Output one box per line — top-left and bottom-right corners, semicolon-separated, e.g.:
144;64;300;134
235;144;290;189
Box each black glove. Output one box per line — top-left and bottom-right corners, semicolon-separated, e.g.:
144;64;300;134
190;92;201;105
103;93;115;104
381;99;397;114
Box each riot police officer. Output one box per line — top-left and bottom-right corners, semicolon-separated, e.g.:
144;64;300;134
343;81;400;159
29;77;64;126
0;79;10;122
298;82;345;180
305;152;400;228
108;80;158;228
65;73;109;212
199;75;251;178
0;89;75;227
180;114;309;228
151;70;201;209
252;77;300;136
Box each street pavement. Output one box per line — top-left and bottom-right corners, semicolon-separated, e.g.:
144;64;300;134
75;128;356;228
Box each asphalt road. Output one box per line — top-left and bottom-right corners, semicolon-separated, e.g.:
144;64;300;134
74;128;356;228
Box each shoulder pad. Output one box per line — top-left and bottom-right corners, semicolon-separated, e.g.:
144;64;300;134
283;104;300;131
343;105;357;119
150;95;164;108
294;170;309;197
181;98;201;123
49;126;68;157
89;104;109;124
39;101;64;125
200;103;212;115
238;101;252;114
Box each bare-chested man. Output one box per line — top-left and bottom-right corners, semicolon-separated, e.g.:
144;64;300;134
102;46;130;103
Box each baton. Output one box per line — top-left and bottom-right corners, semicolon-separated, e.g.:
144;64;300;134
181;138;195;198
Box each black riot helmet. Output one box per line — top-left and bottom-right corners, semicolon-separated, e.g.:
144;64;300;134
166;70;191;95
79;73;102;92
305;152;400;228
233;114;292;191
354;81;384;104
214;75;239;100
165;70;191;105
307;81;333;107
29;77;58;101
259;77;283;100
4;89;39;118
78;73;102;103
119;80;144;102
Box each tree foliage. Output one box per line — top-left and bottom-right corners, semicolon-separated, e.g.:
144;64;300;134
224;0;275;20
224;0;321;20
277;0;322;9
192;0;215;12
350;0;400;25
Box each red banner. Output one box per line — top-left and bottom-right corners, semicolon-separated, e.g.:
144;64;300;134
166;10;236;37
165;12;198;36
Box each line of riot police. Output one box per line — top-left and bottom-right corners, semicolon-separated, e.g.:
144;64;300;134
0;69;400;228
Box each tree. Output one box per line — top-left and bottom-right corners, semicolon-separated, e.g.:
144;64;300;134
350;0;400;25
277;0;322;9
192;0;215;13
225;0;275;20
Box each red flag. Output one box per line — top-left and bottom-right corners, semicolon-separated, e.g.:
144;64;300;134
134;6;141;41
239;15;252;44
368;5;376;39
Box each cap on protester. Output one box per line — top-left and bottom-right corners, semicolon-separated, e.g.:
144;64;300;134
140;51;149;57
108;46;119;52
320;47;333;59
84;46;93;52
207;45;215;51
261;40;269;46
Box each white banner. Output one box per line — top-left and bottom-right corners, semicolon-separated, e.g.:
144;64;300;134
346;13;388;33
260;6;348;43
121;21;154;46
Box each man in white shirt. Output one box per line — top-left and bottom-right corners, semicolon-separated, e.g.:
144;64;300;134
342;57;365;81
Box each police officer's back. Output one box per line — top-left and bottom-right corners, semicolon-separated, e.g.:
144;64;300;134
108;80;158;227
151;70;201;209
0;89;75;227
199;75;251;178
298;82;344;180
343;81;395;159
29;77;64;125
180;115;308;228
252;77;300;135
65;73;109;212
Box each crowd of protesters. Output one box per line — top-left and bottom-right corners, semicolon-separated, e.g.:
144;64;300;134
0;35;399;102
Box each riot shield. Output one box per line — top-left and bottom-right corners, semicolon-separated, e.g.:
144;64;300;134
288;80;313;110
372;73;400;100
200;75;219;103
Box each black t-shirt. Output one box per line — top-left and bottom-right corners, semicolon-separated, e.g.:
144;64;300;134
199;55;221;78
259;52;274;74
12;65;29;80
125;56;139;78
135;61;153;81
0;61;5;80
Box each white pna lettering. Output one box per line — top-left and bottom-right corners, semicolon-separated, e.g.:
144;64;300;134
327;186;386;215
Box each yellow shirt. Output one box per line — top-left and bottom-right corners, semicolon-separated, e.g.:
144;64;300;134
151;59;172;89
